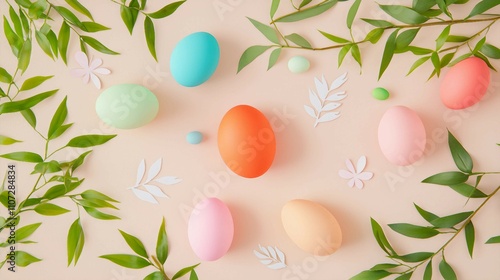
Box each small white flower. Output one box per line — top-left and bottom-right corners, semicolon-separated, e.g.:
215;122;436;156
70;51;110;89
339;156;373;189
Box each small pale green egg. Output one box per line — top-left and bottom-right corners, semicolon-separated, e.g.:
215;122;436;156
288;56;310;73
186;131;203;144
372;87;390;100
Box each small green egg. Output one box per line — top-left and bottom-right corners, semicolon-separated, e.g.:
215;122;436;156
186;131;203;144
372;87;390;100
288;56;310;73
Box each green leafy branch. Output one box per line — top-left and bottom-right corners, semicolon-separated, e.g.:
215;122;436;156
101;218;200;280
239;0;500;80
351;131;500;280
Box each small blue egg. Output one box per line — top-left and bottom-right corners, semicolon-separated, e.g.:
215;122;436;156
170;32;220;87
186;131;203;144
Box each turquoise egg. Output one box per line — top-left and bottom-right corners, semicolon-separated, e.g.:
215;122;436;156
95;84;159;129
186;131;203;144
170;32;220;87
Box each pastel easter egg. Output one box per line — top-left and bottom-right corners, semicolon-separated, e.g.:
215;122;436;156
95;84;159;129
186;131;203;144
378;106;426;166
440;57;490;109
217;105;276;178
281;199;342;256
288;56;310;73
170;32;220;87
188;198;234;261
372;87;390;100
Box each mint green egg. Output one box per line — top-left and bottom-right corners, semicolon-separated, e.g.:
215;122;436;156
96;84;159;129
372;87;390;100
288;56;310;73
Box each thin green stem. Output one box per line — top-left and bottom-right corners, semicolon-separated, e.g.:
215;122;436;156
151;255;170;280
439;18;497;53
46;146;67;159
273;23;289;47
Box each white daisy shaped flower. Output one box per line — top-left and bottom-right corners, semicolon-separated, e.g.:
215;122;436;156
70;51;110;89
339;156;373;189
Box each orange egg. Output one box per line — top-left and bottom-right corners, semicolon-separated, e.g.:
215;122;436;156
217;105;276;178
440;57;490;109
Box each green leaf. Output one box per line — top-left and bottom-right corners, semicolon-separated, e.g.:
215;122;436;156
148;0;185;19
81;22;110;33
275;0;337;22
299;0;313;8
389;223;439;239
16;251;41;267
50;123;73;140
81;189;118;203
42;184;67;200
144;271;164;280
121;4;138;34
18;39;32;73
248;18;279;44
351;44;362;67
100;254;150;269
414;204;439;224
422;171;468;185
75;198;118;209
4;16;23;56
436;0;452;18
441;52;455;68
9;6;23;38
319;30;350;43
350;270;391;280
467;0;500;18
65;0;93;20
431;52;441;76
67;218;84;265
70;150;92;172
0;67;13;83
423;261;433;280
83;206;119;220
81;36;119;55
172;264;200;280
28;0;48;19
16;0;34;8
397;252;433;263
474;52;496;71
20;75;53;92
465;221;475;258
270;0;280;19
379;5;429;24
481;43;500;59
370;263;400;271
16;223;42;241
412;0;436;12
449;52;472;67
361;18;394;28
285;33;312;49
54;6;85;30
379;30;398;80
430;211;472;228
0;89;57;114
436;25;450;50
19;8;29;35
447;130;473;173
395;272;413;280
66;134;116;148
396;28;420;51
407;56;430;75
237;45;272;73
33;160;62;174
370;218;396;256
473;37;486;54
486;236;500;244
45;30;59;58
407;46;433;55
0;151;43;163
58;22;70;64
448;183;487;198
34;203;70;216
446;35;469;43
364;28;384;44
119;230;148;258
156;217;168;264
338;44;352;67
0;135;22;145
144;17;157;61
439;259;457;280
47;96;68;139
190;270;199;280
347;0;361;29
268;48;281;70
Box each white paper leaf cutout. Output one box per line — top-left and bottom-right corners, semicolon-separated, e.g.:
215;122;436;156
136;159;145;186
155;176;182;185
70;51;110;89
146;158;162;183
143;185;169;198
338;156;374;189
132;188;158;204
304;73;348;127
254;245;287;270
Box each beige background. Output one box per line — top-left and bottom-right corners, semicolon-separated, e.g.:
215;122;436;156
1;0;500;279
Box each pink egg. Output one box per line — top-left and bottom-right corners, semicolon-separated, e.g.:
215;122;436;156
440;57;490;109
188;198;234;261
378;106;426;166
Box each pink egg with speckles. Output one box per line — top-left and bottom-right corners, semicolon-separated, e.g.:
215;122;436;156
378;106;426;166
440;57;490;110
188;198;234;261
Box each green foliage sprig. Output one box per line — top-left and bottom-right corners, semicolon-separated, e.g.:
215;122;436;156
101;218;200;280
239;0;500;80
351;131;500;280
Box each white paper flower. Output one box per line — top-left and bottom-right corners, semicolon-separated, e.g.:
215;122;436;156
339;156;373;189
70;51;110;89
